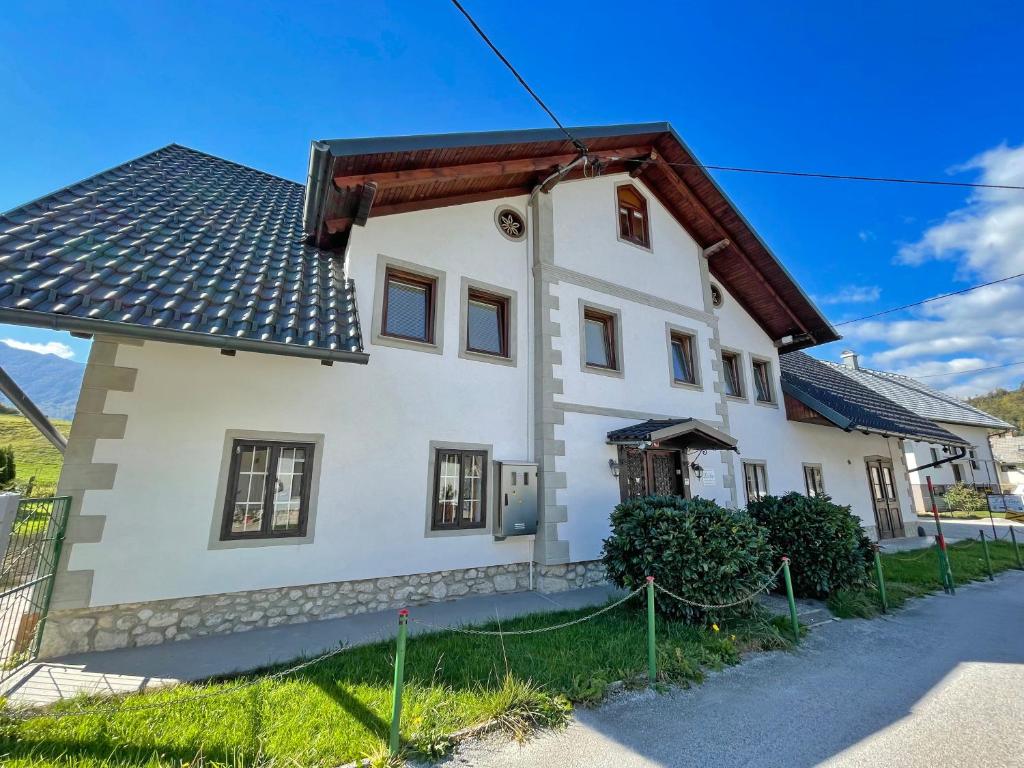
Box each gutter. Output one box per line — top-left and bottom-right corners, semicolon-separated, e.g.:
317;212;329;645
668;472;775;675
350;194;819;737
0;309;370;366
303;141;333;241
0;365;67;455
907;446;968;473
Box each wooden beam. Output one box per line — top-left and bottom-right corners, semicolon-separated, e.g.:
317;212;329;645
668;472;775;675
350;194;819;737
353;182;377;227
333;146;652;189
325;186;531;231
629;149;659;178
652;162;811;337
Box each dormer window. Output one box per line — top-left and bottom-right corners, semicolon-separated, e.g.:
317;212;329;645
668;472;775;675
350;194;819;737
616;185;649;248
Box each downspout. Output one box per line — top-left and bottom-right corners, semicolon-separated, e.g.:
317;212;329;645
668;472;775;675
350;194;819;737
0;365;67;454
907;446;968;473
302;141;333;242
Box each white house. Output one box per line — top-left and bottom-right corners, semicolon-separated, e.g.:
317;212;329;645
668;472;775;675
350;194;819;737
0;124;986;657
991;435;1024;493
823;352;1011;513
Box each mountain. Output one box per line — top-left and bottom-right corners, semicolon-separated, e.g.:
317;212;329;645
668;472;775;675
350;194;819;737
966;383;1024;433
0;344;85;419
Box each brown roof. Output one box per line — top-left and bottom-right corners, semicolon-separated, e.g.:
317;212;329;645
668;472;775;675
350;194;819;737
306;123;839;352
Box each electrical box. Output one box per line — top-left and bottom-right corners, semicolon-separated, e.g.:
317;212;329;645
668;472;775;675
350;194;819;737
494;462;538;538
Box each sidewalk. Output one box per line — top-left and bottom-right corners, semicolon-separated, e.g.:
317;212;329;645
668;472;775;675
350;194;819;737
1;584;619;708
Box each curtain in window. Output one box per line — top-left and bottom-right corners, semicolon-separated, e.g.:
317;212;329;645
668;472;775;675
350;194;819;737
753;363;771;402
723;356;740;397
672;338;693;383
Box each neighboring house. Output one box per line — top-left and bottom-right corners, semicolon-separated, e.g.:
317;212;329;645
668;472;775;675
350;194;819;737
825;351;1012;513
991;435;1024;493
0;123;974;657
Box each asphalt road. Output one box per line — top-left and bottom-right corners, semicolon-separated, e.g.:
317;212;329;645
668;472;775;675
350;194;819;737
438;570;1024;768
914;516;1022;542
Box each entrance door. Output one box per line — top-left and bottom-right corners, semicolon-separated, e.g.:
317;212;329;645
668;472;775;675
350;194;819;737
866;458;905;539
618;447;687;500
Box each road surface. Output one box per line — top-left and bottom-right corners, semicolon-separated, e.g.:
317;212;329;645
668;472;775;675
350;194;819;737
438;570;1024;768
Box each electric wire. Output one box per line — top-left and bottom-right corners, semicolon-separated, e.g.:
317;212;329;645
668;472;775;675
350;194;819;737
449;0;587;154
913;360;1024;379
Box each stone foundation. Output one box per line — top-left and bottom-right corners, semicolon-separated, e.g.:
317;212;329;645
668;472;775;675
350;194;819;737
38;560;606;657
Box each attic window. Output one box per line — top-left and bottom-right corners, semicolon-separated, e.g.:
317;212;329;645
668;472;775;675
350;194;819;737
495;207;526;242
710;284;723;308
616;185;649;248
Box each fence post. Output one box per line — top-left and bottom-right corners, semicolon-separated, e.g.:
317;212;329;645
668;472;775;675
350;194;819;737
781;557;800;643
1010;526;1023;570
979;530;994;582
389;608;409;757
872;546;889;614
645;576;656;685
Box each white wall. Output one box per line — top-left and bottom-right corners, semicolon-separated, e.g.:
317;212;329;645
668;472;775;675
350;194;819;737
905;424;1000;489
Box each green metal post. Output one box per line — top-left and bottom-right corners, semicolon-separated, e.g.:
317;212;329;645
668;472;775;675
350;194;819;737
389;609;409;757
979;530;994;582
928;477;955;595
29;496;72;659
873;547;889;614
781;557;800;643
1010;526;1023;570
645;576;657;685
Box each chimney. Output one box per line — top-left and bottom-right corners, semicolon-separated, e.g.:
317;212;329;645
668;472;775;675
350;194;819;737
841;349;860;369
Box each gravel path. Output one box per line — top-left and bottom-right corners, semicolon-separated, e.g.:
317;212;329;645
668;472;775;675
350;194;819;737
436;570;1024;768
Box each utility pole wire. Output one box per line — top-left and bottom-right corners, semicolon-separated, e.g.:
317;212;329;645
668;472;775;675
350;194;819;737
834;271;1024;326
914;360;1024;379
449;0;588;154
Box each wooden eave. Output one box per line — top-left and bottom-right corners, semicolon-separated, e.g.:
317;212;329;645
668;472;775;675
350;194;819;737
309;125;839;351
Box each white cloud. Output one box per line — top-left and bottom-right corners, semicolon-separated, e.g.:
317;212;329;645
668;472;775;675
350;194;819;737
1;339;76;359
848;142;1024;398
858;229;875;242
817;284;881;305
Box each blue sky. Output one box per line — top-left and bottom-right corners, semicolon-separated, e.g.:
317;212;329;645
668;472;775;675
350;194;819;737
2;1;1023;395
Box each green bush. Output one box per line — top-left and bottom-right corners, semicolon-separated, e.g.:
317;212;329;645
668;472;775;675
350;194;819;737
747;492;872;599
0;444;14;485
601;495;776;623
942;482;987;513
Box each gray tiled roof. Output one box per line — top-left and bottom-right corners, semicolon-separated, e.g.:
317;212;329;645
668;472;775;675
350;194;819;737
0;144;367;364
823;362;1010;430
780;352;969;446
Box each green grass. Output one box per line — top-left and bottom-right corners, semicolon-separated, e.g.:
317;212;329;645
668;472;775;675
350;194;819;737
0;413;69;495
828;540;1024;618
0;602;792;768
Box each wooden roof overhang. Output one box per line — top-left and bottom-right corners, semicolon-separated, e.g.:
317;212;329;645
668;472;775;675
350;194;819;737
304;123;839;352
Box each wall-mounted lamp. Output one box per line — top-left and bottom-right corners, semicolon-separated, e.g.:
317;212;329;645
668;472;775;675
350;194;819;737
608;458;620;478
690;462;704;480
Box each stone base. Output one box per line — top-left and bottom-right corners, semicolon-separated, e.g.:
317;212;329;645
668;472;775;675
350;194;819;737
38;560;606;657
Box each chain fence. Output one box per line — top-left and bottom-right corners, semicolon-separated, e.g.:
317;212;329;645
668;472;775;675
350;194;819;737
653;563;786;610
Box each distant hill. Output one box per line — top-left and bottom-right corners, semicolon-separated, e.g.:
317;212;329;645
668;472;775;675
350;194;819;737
0;344;85;419
967;384;1024;433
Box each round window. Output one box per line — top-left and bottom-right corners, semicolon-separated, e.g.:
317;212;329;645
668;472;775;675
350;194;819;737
494;207;527;242
710;284;724;308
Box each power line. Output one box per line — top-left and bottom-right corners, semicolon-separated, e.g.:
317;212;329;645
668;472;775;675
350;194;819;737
915;360;1024;379
834;271;1024;326
449;0;588;154
636;158;1024;192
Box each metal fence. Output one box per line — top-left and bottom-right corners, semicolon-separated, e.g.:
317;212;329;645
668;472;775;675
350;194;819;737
0;496;71;680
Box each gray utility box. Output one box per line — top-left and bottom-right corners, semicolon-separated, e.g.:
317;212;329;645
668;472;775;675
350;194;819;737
494;462;538;538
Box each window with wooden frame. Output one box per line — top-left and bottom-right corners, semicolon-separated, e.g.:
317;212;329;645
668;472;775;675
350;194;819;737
583;307;617;370
722;352;743;398
616;184;650;248
930;447;940;463
952;463;963;483
221;440;314;540
432;449;487;530
669;332;697;385
803;464;825;497
466;288;509;358
752;359;774;403
382;267;437;344
743;461;769;503
969;448;979;470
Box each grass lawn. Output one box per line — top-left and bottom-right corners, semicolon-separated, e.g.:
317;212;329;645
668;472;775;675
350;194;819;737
828;540;1024;618
0;602;793;768
0;413;69;496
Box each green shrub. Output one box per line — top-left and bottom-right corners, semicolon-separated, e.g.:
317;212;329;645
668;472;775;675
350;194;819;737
601;495;776;623
942;482;987;513
746;492;872;598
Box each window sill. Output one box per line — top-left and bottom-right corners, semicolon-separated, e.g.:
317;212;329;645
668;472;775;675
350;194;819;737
583;363;624;379
724;394;748;403
670;379;703;391
210;534;313;550
425;526;491;538
373;332;443;355
754;398;779;410
459;347;517;368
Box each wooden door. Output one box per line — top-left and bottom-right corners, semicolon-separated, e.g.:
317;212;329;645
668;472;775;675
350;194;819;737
646;450;686;498
866;458;905;539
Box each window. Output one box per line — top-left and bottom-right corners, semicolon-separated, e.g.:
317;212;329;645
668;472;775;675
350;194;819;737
743;462;769;503
432;449;487;530
722;352;743;398
710;284;724;308
803;464;825;497
583;308;617;370
616;185;649;248
466;288;509;358
969;449;979;470
752;359;774;403
930;447;940;463
670;332;697;385
382;268;436;344
221;440;313;540
952;463;963;483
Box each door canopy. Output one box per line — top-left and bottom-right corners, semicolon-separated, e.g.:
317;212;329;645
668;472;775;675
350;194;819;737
606;418;738;452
